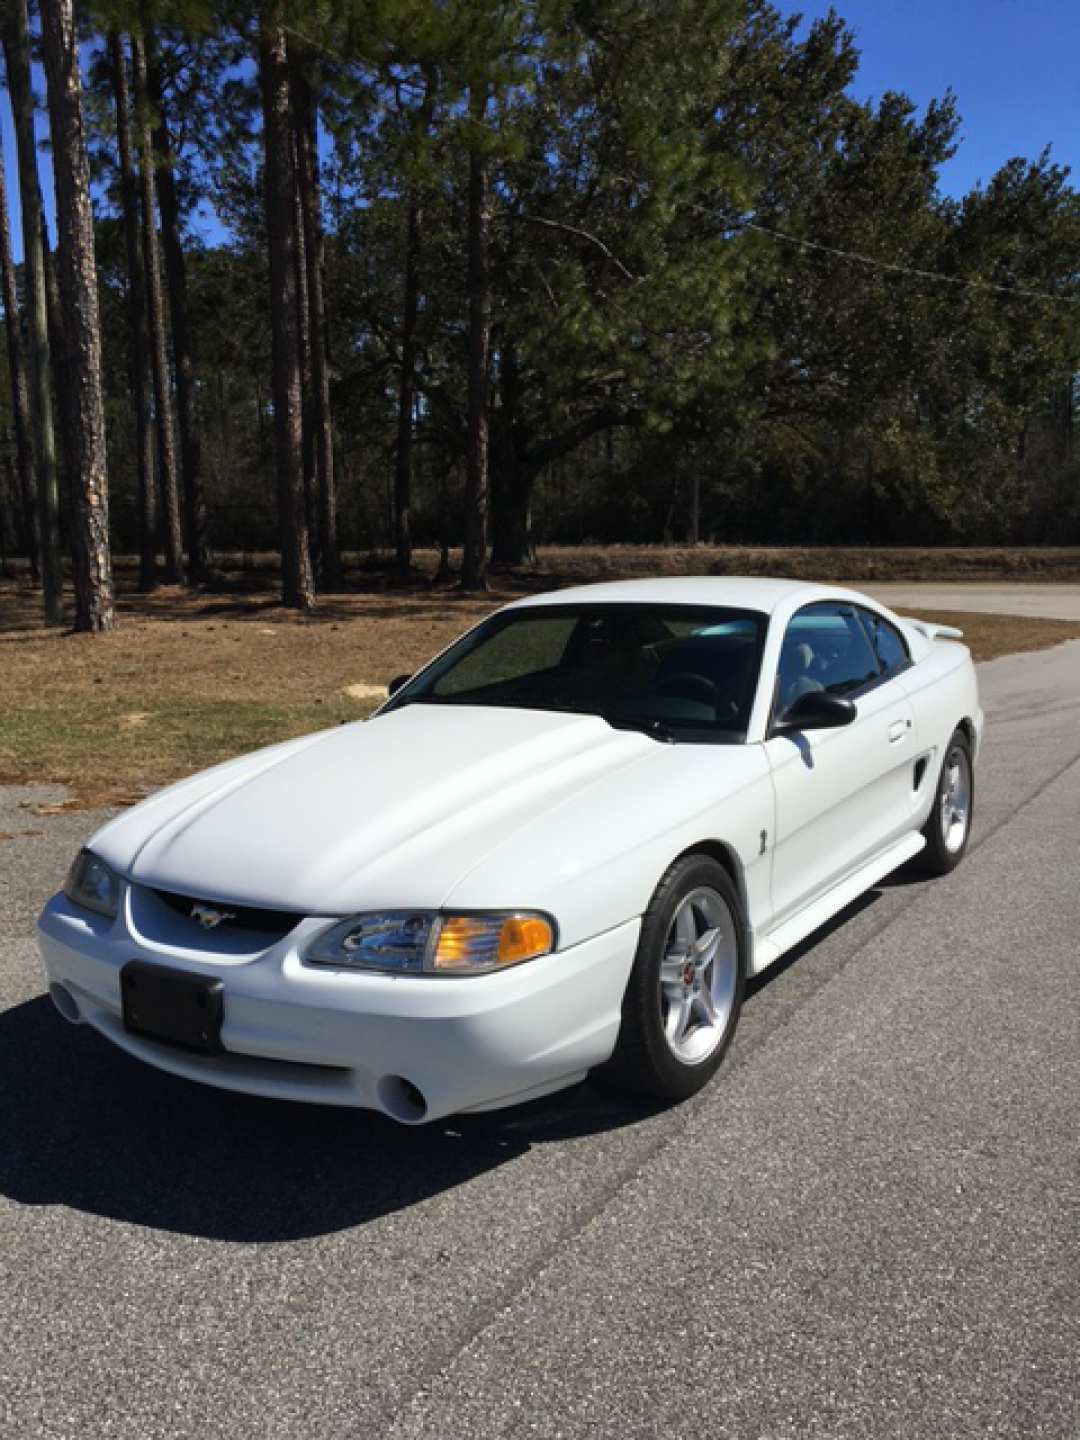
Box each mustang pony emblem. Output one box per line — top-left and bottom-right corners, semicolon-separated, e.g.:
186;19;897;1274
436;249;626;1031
191;903;236;930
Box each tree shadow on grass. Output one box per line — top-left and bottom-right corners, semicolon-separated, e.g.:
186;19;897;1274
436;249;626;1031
0;995;659;1244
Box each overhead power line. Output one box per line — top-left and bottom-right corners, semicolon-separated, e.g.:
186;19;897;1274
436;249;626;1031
743;221;1080;307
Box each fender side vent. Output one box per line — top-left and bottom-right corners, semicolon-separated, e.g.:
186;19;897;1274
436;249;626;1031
913;758;929;791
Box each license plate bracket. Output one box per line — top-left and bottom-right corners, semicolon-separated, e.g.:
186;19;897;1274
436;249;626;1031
121;961;224;1054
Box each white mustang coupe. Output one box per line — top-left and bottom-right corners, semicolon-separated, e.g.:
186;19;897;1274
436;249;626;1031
38;578;982;1124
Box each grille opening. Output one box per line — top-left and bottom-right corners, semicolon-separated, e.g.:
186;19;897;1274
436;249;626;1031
152;888;304;936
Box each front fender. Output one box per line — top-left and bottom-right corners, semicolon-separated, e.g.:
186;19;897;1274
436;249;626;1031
444;743;773;951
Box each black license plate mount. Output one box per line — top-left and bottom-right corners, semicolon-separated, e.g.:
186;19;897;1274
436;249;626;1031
121;961;224;1054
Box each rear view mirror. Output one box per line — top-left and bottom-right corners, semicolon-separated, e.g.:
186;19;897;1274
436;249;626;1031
776;690;856;734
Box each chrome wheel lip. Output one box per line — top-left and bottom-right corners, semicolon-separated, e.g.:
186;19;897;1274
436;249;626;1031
941;744;972;855
658;886;738;1065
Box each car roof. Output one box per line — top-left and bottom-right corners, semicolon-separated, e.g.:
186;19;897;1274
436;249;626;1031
503;576;865;616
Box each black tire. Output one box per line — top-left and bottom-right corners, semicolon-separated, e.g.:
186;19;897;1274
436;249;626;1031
599;854;745;1101
919;728;974;875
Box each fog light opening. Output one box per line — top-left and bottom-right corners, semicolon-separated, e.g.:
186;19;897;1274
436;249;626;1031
376;1074;429;1124
49;982;82;1025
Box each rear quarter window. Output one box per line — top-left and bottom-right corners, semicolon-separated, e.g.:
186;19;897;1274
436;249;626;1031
860;610;911;676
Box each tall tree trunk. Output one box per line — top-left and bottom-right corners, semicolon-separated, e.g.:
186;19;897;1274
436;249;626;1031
291;50;340;587
461;84;491;592
3;1;63;623
490;464;533;566
393;195;422;572
0;134;40;580
131;31;184;584
391;73;434;575
258;5;315;610
109;32;156;591
291;127;317;575
41;200;82;581
490;340;532;566
146;40;209;583
40;0;116;632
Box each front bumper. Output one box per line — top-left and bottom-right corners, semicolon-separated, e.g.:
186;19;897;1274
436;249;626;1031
36;887;639;1124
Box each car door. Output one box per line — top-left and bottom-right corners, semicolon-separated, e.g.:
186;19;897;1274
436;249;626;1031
764;602;916;926
860;605;928;822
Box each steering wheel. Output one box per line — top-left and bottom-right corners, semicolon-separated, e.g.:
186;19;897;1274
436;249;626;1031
655;672;718;708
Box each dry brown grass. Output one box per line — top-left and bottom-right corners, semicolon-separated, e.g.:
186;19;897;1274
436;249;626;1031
922;611;1080;662
1;551;1078;806
518;544;1080;585
0;582;499;803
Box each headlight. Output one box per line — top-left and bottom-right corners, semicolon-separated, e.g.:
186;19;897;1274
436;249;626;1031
305;910;556;976
63;849;120;919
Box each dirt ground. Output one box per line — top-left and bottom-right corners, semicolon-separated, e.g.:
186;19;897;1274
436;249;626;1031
2;548;1079;806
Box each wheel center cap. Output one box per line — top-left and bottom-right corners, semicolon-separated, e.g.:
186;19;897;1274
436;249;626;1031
682;961;695;987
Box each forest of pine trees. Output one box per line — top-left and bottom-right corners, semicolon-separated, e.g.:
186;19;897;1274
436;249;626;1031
0;0;1078;629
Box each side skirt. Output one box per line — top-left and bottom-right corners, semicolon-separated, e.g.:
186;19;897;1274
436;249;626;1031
750;831;926;975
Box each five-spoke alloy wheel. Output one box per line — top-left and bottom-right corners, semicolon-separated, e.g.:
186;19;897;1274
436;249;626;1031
602;854;745;1101
658;886;740;1066
920;727;974;875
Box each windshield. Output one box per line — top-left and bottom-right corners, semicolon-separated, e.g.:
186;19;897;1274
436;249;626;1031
383;604;767;743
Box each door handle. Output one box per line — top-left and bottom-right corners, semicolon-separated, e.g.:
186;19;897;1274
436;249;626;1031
888;718;910;743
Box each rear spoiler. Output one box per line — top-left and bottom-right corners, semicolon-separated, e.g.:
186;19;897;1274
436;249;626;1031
901;617;964;642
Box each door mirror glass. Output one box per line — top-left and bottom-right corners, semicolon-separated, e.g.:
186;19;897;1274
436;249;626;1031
777;690;857;733
387;674;412;697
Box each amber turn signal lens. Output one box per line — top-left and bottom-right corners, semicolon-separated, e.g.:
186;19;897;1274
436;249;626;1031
497;915;553;965
431;913;554;972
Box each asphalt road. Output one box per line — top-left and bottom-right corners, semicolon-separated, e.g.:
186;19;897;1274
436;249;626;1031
1;638;1078;1440
866;582;1080;622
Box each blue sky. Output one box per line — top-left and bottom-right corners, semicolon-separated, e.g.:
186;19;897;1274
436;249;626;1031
1;84;54;259
2;0;1078;259
774;0;1079;195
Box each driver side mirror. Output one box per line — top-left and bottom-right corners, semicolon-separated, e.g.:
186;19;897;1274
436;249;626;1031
774;689;856;735
387;674;411;697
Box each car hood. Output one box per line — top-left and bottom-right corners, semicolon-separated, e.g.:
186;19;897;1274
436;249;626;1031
90;705;659;915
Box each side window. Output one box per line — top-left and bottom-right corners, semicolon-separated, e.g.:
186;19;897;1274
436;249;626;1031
859;609;910;677
777;603;881;710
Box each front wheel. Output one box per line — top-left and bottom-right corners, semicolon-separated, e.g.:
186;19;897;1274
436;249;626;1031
600;854;745;1101
920;728;974;875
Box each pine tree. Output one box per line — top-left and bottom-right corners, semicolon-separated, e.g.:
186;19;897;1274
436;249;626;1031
461;80;491;591
0;133;39;580
290;44;340;587
258;1;315;610
131;29;185;584
109;30;156;590
146;33;211;582
40;0;116;631
2;0;63;623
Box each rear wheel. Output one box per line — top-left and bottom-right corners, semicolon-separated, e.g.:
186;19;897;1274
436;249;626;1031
601;854;745;1101
920;728;973;875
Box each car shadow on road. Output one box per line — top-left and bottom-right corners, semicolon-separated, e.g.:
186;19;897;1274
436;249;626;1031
0;996;662;1244
744;887;883;998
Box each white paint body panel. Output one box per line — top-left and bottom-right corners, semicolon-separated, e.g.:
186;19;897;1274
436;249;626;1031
765;676;916;927
37;577;983;1121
